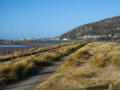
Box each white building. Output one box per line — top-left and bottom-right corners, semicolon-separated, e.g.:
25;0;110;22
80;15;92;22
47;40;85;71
80;35;106;39
63;38;69;40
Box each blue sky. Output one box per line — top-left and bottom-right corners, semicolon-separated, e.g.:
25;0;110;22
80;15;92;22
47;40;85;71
0;0;120;40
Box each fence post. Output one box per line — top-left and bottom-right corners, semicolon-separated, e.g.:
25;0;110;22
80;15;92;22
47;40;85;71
11;53;14;63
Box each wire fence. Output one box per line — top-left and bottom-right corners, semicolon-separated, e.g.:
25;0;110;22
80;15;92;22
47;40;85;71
0;43;53;57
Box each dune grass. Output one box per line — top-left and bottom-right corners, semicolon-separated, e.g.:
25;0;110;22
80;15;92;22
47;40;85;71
0;42;72;62
0;41;88;86
36;42;120;90
89;42;120;68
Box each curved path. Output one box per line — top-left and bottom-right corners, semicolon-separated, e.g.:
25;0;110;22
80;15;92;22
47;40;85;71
3;56;67;90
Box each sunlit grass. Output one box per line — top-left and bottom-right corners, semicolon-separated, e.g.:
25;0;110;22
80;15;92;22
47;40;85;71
36;42;120;90
0;41;88;86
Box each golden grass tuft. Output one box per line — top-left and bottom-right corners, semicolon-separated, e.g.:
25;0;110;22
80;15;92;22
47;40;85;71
111;54;120;68
41;52;57;61
60;55;79;68
36;73;63;90
74;48;91;60
89;54;105;67
88;42;120;68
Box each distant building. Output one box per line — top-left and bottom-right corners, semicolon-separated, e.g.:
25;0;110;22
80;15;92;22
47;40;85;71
62;38;69;40
80;35;107;40
112;34;120;38
115;27;120;30
55;38;60;40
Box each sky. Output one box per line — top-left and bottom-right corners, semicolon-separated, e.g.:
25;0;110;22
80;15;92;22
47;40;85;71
0;0;120;40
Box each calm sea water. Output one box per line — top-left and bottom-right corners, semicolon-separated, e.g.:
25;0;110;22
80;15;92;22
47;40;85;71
18;40;72;44
0;41;72;48
0;45;27;48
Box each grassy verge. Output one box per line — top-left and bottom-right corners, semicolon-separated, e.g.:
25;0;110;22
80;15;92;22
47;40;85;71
0;42;73;62
36;42;120;90
0;41;89;87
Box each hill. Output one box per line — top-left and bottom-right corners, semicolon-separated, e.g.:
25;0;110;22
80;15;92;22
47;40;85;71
60;16;120;40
